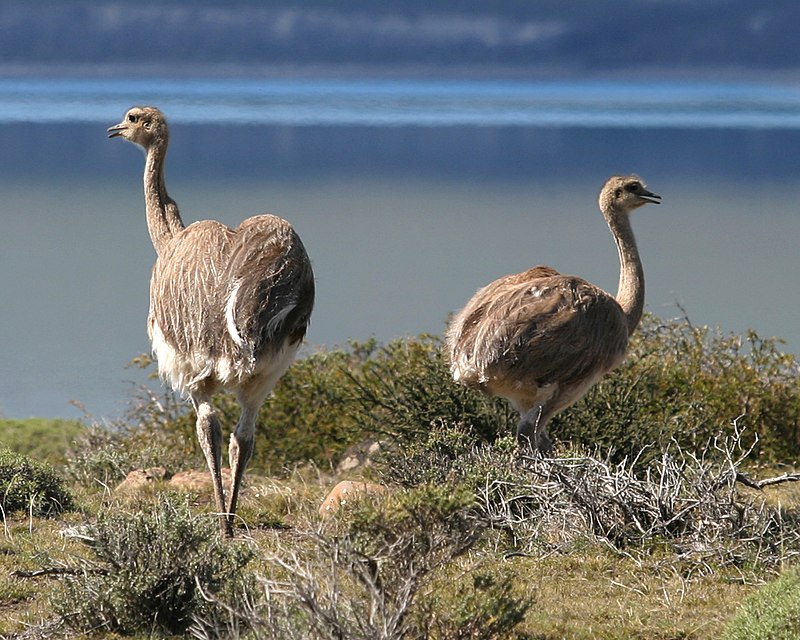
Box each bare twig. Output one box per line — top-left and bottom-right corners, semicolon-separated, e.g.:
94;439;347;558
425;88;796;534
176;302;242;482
735;472;800;490
467;425;800;570
11;567;108;578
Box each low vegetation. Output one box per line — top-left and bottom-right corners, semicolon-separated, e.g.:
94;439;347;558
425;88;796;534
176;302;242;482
52;497;254;637
0;418;84;465
0;448;74;517
0;313;799;639
723;566;800;640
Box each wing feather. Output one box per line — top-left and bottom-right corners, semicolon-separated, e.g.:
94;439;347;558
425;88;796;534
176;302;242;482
225;215;315;356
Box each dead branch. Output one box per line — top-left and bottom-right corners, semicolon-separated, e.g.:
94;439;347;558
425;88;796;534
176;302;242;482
11;567;107;579
735;471;800;490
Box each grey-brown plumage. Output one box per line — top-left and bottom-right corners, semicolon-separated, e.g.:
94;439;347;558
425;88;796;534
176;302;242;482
446;176;660;452
109;106;314;537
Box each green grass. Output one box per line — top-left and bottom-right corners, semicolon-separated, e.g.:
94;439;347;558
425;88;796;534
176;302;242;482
722;568;800;640
508;551;749;639
0;418;84;465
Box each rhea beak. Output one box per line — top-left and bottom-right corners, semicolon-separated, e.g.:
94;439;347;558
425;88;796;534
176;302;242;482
640;189;661;205
107;122;127;138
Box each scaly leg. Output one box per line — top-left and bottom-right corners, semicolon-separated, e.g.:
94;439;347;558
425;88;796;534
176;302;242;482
192;395;232;538
516;405;553;455
227;404;257;532
226;342;300;535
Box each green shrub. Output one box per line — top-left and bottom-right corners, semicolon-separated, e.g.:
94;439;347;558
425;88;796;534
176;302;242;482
123;337;511;476
122;348;370;476
341;335;512;446
253;345;371;469
723;568;800;640
52;497;253;636
121;315;800;476
380;419;480;486
342;482;482;563
554;315;800;465
288;318;798;468
424;570;530;640
0;448;74;516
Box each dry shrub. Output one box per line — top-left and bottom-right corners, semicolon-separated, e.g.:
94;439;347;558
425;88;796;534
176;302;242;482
192;485;529;640
379;419;800;571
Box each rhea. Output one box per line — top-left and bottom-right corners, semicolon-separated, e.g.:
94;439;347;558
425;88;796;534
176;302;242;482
446;176;660;453
108;106;315;537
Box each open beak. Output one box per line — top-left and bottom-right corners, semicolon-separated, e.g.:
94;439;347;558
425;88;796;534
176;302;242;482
640;188;661;205
107;122;127;138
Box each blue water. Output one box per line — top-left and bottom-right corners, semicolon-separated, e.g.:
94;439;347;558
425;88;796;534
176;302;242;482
1;77;800;128
1;75;799;419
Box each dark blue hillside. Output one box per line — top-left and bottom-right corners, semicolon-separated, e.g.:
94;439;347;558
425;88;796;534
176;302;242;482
1;1;798;74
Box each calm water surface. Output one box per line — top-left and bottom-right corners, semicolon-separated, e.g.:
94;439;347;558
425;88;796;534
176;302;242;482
1;77;799;418
3;77;800;128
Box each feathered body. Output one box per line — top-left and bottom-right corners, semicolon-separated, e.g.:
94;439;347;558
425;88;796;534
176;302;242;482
447;176;660;452
109;106;314;537
149;216;314;395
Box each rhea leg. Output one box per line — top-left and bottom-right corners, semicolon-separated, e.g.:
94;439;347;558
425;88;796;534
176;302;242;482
191;394;231;537
224;343;300;535
226;403;258;530
508;385;557;454
226;351;296;533
516;405;554;454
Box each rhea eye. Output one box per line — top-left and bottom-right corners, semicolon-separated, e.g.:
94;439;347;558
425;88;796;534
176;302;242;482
127;114;137;123
625;182;641;193
614;188;622;198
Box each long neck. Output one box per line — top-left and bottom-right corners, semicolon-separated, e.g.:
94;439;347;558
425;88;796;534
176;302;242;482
143;137;184;256
609;213;645;335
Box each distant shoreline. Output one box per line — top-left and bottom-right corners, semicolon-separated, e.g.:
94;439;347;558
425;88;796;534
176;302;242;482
1;62;799;85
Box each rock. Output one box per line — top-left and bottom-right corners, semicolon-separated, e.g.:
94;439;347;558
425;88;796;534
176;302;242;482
319;480;388;519
336;439;387;473
169;468;232;493
115;467;171;492
114;467;249;497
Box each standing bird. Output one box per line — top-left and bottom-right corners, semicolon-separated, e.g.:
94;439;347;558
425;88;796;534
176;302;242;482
108;106;314;537
446;176;660;453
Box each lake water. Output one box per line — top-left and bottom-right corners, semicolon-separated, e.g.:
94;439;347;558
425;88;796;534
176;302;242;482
5;77;800;129
1;76;799;419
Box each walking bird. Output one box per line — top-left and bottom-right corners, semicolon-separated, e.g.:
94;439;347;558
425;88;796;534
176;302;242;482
109;106;315;537
446;176;660;452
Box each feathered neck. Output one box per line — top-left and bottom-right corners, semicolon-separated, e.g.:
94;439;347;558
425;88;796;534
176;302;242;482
143;134;184;256
607;212;644;335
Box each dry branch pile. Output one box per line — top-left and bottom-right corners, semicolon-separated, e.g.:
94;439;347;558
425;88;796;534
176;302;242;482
473;427;800;569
